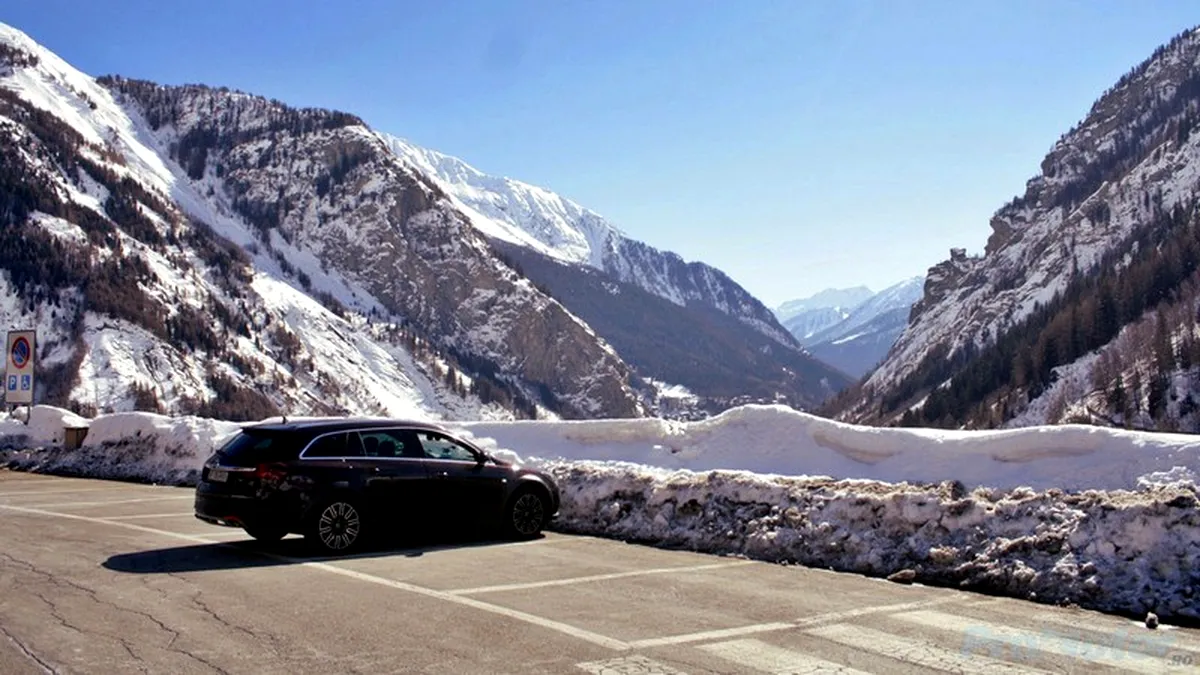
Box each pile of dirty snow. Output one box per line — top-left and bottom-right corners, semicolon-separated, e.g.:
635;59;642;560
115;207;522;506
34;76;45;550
539;461;1200;623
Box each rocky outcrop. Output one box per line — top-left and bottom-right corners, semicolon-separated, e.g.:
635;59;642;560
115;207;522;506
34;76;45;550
833;27;1200;424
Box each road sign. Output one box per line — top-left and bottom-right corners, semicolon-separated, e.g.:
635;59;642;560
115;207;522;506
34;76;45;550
5;330;35;405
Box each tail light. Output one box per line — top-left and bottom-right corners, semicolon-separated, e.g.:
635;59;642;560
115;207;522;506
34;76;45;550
254;463;287;484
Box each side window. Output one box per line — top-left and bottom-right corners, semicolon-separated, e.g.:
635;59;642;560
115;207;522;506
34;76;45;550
359;429;422;459
305;432;348;458
344;432;365;457
416;431;478;462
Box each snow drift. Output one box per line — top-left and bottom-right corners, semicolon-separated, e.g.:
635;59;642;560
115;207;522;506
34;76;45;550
455;405;1200;492
2;404;1199;623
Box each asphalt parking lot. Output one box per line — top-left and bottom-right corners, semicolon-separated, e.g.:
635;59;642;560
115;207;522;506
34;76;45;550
1;470;1197;674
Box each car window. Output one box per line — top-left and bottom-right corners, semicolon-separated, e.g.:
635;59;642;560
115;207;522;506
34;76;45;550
304;432;348;458
416;431;478;462
303;432;366;458
344;432;365;457
359;429;422;458
216;430;293;465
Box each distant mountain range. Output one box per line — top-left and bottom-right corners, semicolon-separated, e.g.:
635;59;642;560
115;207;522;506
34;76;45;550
775;277;924;378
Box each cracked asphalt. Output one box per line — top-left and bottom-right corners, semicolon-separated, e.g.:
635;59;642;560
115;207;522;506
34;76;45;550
2;470;1198;674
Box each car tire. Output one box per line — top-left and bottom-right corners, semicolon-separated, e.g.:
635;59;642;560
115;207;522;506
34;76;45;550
504;487;549;539
308;498;364;553
243;523;287;542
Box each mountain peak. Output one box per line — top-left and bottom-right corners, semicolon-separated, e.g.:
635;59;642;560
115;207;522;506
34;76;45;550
381;133;620;269
381;132;799;348
775;286;874;321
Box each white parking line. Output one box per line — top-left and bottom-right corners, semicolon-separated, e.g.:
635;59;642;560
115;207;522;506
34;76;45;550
792;597;963;629
0;486;149;498
448;560;754;595
700;637;874;675
626;596;962;649
25;496;194;509
629;621;797;649
100;512;195;520
0;502;631;651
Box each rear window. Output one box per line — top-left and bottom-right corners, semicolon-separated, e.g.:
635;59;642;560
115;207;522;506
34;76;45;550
216;430;297;466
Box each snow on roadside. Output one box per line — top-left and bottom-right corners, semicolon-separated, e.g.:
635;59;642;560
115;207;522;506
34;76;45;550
455;404;1200;492
2;404;1199;623
2;406;240;484
539;461;1200;623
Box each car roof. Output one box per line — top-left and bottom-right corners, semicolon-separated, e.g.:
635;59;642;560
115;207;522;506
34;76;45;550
244;417;449;435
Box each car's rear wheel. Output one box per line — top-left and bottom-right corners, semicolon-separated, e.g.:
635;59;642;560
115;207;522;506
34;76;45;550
309;498;363;553
243;523;287;543
505;488;548;539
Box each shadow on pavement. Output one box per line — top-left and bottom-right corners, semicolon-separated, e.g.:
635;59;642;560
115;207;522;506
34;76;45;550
103;529;545;574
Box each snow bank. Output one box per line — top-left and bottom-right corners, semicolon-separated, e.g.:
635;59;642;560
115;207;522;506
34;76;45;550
456;404;1200;492
2;406;240;484
541;461;1200;623
0;405;90;448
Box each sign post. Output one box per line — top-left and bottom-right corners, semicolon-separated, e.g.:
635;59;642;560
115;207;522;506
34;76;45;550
5;330;36;423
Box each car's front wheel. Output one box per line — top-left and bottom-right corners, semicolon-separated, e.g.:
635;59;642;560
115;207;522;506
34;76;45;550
309;498;364;553
505;488;548;539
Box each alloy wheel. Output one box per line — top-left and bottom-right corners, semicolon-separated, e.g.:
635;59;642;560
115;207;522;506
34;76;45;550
511;493;545;536
317;501;361;551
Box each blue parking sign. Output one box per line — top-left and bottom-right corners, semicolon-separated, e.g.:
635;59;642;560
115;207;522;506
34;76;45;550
20;374;31;391
6;375;15;391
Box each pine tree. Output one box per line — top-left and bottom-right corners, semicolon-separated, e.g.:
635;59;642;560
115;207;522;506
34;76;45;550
1107;373;1127;413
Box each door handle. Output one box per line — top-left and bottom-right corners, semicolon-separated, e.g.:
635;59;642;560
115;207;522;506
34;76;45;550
437;471;449;478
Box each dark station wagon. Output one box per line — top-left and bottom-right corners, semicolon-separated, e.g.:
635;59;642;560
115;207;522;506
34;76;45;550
195;418;560;553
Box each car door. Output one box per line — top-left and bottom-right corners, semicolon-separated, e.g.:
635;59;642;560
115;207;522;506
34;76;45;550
299;431;387;510
354;428;429;535
415;430;508;528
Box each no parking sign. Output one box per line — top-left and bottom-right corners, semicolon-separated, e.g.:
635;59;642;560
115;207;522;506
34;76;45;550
5;330;35;405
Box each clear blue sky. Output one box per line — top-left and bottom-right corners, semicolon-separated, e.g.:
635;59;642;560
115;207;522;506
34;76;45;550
6;1;1198;305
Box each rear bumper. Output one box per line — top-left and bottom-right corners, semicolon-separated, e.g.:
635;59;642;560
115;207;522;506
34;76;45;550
194;488;265;528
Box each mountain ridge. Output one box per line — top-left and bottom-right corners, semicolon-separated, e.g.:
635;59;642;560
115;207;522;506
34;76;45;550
381;134;801;349
825;25;1200;430
776;277;923;379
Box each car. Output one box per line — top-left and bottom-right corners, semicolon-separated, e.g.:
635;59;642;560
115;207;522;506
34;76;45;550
194;418;560;553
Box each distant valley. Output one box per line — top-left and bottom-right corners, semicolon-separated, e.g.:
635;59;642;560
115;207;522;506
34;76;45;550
775;277;923;378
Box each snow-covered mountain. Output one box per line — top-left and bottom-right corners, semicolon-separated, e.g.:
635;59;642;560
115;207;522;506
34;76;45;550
0;22;841;420
0;22;643;420
828;26;1200;428
775;287;873;323
382;135;797;348
807;276;924;378
775;278;923;378
774;286;873;347
378;130;848;410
